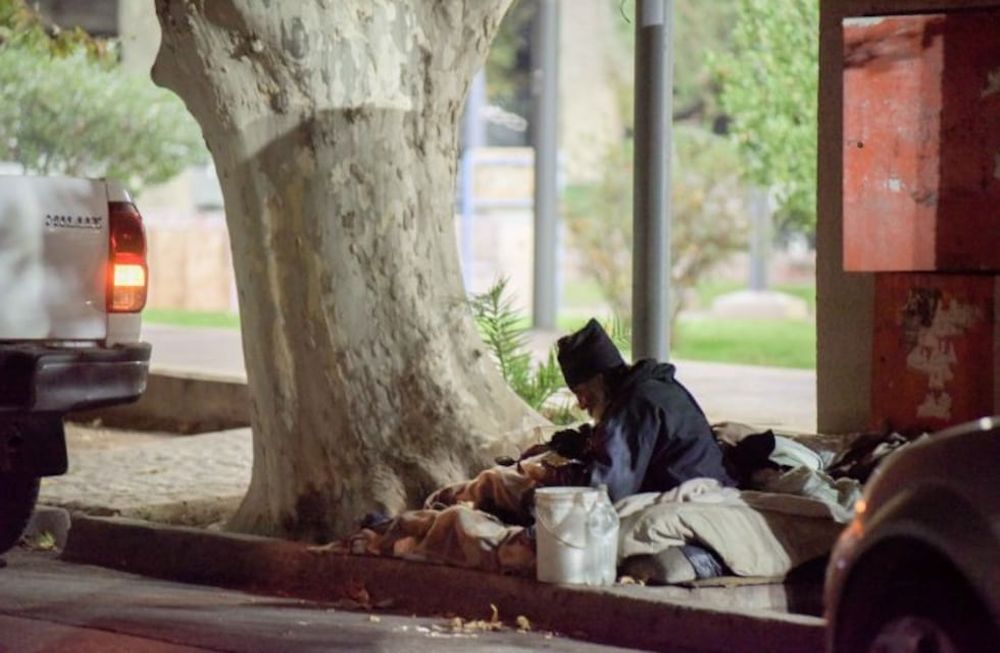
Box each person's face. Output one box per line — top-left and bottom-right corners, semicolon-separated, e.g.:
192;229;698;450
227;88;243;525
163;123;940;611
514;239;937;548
572;375;610;421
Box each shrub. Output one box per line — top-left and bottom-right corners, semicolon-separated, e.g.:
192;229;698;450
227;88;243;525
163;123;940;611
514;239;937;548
563;125;749;338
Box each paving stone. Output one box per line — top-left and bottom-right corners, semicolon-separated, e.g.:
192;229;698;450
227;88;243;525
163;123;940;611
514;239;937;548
40;427;251;520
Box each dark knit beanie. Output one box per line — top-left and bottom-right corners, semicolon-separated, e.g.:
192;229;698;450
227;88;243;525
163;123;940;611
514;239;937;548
557;318;626;388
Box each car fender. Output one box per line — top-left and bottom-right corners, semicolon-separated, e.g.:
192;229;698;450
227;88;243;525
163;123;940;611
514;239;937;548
829;482;999;628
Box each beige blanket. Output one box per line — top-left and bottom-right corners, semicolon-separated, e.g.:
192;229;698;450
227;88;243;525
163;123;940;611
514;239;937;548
616;478;848;577
339;505;534;575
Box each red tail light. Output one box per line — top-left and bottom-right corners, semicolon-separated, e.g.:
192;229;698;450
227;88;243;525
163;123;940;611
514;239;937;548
107;201;148;313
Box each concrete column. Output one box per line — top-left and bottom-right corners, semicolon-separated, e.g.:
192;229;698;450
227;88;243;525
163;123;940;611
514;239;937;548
817;2;874;432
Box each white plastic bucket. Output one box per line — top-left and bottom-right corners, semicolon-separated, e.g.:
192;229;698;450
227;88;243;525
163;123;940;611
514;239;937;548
534;486;619;585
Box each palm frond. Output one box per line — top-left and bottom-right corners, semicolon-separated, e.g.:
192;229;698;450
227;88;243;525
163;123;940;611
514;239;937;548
471;278;567;412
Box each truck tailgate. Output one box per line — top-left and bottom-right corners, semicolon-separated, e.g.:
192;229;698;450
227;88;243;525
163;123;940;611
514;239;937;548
0;176;108;341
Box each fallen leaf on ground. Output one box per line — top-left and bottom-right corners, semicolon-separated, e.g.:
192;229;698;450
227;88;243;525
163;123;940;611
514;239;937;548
21;531;57;552
449;615;504;634
345;581;371;607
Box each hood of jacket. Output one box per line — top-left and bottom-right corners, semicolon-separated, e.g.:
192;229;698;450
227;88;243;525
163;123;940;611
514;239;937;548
608;358;676;408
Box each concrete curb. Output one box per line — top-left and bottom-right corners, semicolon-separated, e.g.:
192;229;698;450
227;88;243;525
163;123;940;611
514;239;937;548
62;515;825;653
24;506;71;549
69;367;250;434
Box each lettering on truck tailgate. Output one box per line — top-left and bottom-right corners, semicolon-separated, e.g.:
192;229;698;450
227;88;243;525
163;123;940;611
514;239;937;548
0;176;108;341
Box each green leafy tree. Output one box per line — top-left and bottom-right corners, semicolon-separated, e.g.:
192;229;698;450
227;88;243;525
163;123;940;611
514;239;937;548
672;2;740;125
489;1;739;131
712;0;819;228
0;0;109;57
614;0;739;127
564;125;749;338
0;0;206;191
486;0;534;115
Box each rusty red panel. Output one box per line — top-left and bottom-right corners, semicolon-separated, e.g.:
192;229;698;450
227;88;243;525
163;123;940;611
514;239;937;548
871;273;995;433
843;12;1000;272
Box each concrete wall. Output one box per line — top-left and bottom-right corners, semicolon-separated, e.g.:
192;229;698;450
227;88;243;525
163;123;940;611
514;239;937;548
817;0;1000;432
144;214;235;313
817;2;873;433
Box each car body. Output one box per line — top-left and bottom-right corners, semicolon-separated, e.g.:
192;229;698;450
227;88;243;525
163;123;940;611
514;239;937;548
0;175;150;554
824;416;1000;653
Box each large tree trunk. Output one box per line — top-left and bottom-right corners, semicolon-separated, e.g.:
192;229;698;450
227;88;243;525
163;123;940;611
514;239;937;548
152;0;543;540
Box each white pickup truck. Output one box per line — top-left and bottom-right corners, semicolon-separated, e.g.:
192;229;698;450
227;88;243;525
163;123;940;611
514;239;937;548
0;175;151;554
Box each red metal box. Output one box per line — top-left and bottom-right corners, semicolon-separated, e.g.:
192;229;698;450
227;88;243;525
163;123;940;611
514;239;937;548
843;12;1000;272
871;273;999;432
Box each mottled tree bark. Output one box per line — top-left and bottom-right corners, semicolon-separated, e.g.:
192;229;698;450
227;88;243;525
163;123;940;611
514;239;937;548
152;0;542;540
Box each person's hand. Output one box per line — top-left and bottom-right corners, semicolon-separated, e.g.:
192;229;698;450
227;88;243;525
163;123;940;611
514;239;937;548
517;443;552;461
548;424;592;459
539;460;588;487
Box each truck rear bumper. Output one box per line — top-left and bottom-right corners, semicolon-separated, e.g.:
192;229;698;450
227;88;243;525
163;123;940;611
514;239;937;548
0;342;151;414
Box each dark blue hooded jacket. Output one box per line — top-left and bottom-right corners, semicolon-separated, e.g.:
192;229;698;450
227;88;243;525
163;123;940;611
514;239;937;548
587;359;734;502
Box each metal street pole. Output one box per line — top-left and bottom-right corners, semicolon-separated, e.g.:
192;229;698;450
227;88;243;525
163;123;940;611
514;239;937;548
532;0;559;329
632;0;674;361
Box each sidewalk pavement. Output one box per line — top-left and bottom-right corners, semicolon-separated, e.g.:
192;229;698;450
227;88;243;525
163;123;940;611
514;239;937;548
37;425;827;652
33;324;827;652
142;324;818;433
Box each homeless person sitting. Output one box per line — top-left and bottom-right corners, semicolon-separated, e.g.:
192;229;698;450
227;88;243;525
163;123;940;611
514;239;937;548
546;319;737;582
416;318;735;581
551;318;735;502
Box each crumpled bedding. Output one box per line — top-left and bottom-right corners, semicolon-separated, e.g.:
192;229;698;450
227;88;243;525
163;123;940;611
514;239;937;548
616;478;848;577
334;504;535;575
327;424;913;582
321;459;549;575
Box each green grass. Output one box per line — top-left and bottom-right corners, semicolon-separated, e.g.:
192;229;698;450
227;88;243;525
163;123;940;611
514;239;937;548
143;308;240;330
674;316;815;369
694;280;816;314
562;279;607;308
143;294;817;370
557;313;816;369
564;279;817;315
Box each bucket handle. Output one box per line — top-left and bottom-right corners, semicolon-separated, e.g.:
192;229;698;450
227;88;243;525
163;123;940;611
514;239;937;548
535;492;590;550
536;510;589;549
